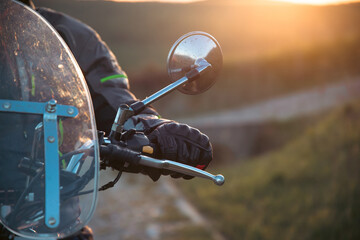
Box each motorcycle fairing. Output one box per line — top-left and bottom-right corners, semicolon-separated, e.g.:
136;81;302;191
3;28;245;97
0;0;99;239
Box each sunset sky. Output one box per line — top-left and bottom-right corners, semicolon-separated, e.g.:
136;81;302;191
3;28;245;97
105;0;360;4
273;0;360;4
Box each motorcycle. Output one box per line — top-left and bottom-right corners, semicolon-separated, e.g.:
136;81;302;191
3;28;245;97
0;0;225;239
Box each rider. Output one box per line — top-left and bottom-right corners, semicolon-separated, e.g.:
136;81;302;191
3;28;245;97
0;0;213;239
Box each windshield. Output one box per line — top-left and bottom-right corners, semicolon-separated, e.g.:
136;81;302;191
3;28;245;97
0;0;98;239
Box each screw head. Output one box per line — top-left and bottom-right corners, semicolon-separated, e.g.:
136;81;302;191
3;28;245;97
46;99;57;113
49;99;57;105
48;217;56;226
3;102;11;109
47;136;55;143
67;107;74;115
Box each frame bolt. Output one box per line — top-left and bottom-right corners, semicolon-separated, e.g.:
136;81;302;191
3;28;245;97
3;102;11;109
67;107;74;115
48;217;56;226
46;99;57;113
48;136;55;143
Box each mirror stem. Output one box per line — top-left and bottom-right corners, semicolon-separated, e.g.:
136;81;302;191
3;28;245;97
140;75;189;107
132;59;212;114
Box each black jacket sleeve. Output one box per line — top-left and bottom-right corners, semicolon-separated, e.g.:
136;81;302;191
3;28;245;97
37;7;167;133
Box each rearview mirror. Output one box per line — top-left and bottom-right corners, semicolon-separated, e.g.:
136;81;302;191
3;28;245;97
167;31;223;95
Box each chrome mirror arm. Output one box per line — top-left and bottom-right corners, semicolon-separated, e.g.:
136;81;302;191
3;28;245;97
130;59;212;114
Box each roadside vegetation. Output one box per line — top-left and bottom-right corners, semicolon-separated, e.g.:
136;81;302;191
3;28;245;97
179;101;360;240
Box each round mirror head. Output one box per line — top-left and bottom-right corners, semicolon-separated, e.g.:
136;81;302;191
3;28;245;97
167;31;223;95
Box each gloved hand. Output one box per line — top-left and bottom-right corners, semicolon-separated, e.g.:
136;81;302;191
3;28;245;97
146;122;213;181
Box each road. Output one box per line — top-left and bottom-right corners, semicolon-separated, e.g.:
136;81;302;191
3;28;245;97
178;78;360;128
89;171;224;240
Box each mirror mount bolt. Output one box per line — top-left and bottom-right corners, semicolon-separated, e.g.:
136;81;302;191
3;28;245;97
186;68;201;82
109;104;135;141
186;59;212;82
129;101;145;115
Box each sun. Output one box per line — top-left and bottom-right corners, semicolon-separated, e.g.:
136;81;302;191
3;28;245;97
273;0;359;5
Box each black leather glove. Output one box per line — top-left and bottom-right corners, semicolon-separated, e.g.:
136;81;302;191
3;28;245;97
146;122;213;181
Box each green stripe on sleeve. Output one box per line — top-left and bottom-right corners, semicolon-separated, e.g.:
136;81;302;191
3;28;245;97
59;119;64;146
62;159;66;169
31;75;35;97
59;151;66;169
100;74;128;83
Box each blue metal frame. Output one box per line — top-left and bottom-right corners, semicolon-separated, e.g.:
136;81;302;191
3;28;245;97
0;99;78;117
0;99;78;228
43;109;60;228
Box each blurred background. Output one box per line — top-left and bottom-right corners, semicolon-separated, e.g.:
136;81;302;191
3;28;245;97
37;0;360;239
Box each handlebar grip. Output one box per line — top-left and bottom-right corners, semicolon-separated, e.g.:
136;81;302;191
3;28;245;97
101;144;141;171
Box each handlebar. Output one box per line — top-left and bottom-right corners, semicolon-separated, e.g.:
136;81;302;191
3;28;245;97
100;144;225;186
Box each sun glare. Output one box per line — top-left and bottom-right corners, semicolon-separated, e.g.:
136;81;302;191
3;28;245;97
273;0;359;5
105;0;360;4
106;0;203;3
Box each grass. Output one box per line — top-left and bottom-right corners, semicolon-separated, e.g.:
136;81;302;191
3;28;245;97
179;101;360;240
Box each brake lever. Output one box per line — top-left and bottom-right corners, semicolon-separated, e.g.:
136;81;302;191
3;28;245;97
139;155;225;186
100;139;225;186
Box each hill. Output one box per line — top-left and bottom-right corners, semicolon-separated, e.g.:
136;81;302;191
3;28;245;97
35;0;360;71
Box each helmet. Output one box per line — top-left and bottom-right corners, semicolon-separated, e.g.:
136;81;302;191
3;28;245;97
0;1;99;239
